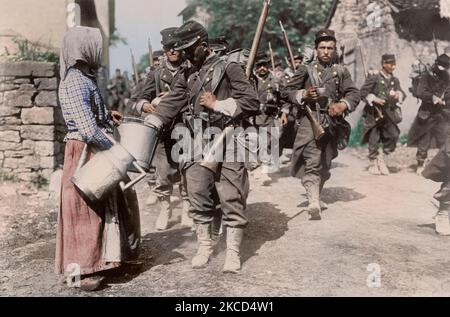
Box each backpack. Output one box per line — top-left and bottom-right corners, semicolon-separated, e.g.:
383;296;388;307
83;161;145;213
409;60;429;98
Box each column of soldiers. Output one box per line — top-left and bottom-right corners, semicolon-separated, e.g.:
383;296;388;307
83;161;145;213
110;22;450;272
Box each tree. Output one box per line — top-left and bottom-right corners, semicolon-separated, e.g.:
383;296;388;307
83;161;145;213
184;0;334;61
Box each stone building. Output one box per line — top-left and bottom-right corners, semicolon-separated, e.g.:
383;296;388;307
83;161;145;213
0;0;115;67
326;0;450;131
178;1;211;27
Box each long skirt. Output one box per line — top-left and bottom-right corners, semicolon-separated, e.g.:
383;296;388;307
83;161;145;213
55;140;141;276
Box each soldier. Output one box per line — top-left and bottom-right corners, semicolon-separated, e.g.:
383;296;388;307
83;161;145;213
209;36;229;57
284;51;303;77
421;86;450;235
152;50;164;70
128;27;193;230
360;54;406;175
253;52;282;184
280;29;360;220
139;21;259;272
107;68;128;113
408;54;450;175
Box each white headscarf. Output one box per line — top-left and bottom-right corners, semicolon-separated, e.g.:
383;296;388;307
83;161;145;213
60;26;103;79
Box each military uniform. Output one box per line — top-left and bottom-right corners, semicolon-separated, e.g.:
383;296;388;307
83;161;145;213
360;54;406;174
280;29;360;220
254;54;282;176
127;27;193;230
422;86;450;235
143;21;259;272
408;54;450;171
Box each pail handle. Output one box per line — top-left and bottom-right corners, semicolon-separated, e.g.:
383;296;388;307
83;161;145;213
119;161;147;191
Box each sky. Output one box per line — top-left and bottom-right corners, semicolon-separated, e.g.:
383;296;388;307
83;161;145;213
109;0;187;75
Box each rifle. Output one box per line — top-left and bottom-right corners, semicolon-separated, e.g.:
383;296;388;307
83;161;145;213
268;41;276;71
202;0;272;173
130;48;140;84
148;37;154;68
279;20;296;72
245;0;272;79
358;44;384;122
304;101;326;140
433;31;440;58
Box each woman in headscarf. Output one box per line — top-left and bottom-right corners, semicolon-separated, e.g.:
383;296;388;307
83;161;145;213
55;27;141;291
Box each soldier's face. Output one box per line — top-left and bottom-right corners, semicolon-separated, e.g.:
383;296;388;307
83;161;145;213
316;41;336;64
382;62;396;74
184;42;207;68
165;47;181;63
256;64;269;76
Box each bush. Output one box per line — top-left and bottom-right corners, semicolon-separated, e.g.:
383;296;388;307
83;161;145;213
348;117;365;148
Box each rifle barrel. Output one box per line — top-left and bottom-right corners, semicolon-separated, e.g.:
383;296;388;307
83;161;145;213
279;20;296;72
245;0;272;79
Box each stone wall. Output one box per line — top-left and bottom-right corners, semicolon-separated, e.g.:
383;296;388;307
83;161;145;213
0;61;65;183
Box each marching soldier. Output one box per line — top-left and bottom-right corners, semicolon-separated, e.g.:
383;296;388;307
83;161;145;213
360;54;406;175
254;52;282;183
128;27;193;230
138;21;259;272
421;86;450;235
408;54;450;175
280;29;360;220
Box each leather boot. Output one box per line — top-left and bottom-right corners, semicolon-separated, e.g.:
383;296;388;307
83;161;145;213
377;154;390;175
155;196;172;231
368;159;381;175
435;203;450;236
211;213;222;246
180;199;193;227
416;161;425;176
304;182;321;220
319;181;328;210
191;223;213;268
223;227;244;273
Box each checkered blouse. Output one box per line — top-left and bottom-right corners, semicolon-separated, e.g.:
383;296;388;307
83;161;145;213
58;68;113;150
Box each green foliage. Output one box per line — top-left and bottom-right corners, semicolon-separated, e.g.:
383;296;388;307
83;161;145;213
3;37;59;63
138;53;150;73
0;171;18;182
348;117;364;148
186;0;334;58
30;173;49;190
399;132;408;145
109;27;128;48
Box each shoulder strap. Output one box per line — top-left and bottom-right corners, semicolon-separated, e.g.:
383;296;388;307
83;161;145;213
154;70;161;96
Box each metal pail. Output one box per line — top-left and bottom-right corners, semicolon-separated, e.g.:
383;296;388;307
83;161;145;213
114;117;159;171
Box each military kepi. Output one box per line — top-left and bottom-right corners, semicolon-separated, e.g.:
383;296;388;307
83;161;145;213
315;28;336;45
382;54;396;64
436;54;450;70
160;27;178;47
174;20;208;51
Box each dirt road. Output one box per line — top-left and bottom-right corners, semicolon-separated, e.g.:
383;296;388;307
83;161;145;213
1;148;450;296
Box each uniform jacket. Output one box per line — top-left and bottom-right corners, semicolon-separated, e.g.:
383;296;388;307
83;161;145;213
408;70;450;147
360;70;405;144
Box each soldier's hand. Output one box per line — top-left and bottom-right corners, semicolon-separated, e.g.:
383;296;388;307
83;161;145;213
373;97;386;106
389;90;400;101
280;112;288;126
110;110;123;125
303;86;319;100
328;102;347;117
199;91;217;110
142;102;156;113
158;91;170;98
433;95;445;106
